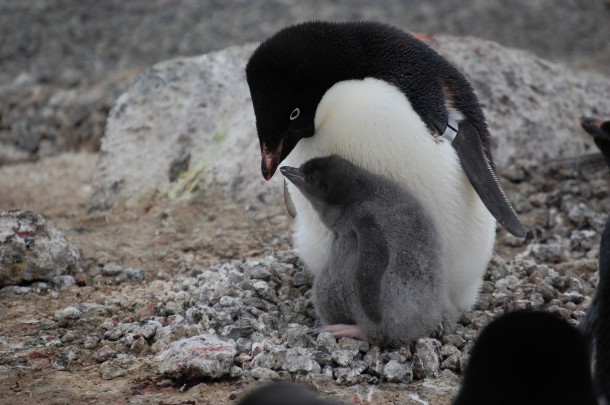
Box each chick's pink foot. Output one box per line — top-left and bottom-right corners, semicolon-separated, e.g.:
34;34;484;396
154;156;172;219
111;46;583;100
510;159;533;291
319;324;369;341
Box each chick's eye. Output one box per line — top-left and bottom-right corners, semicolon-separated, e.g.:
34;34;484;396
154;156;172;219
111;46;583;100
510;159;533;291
289;108;300;120
306;173;319;186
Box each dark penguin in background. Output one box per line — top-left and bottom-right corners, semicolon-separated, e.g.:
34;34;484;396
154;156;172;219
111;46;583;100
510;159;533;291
246;21;525;315
281;155;447;344
454;311;597;405
580;116;610;403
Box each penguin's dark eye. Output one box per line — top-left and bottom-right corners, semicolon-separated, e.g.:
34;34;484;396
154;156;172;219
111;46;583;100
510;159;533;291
289;108;300;121
306;172;320;186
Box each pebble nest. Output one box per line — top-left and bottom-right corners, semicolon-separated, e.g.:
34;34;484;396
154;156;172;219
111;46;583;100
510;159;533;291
7;155;605;392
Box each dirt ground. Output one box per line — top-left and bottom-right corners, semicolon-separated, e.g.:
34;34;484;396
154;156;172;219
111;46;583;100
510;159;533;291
0;152;289;404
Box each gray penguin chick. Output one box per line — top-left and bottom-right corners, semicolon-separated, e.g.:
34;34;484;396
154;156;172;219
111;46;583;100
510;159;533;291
280;155;448;346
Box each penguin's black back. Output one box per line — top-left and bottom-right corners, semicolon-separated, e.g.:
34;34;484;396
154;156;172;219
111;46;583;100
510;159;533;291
247;21;493;162
454;311;597;405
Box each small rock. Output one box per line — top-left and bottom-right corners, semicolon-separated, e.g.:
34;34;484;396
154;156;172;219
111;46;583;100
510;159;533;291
84;335;100;349
285;324;310;348
156;334;237;379
382;360;412;383
311;350;333;366
337;337;361;355
100;360;127;380
250;367;280;381
229;365;243;378
51;351;76;371
334;367;362;386
441;354;461;372
0;211;82;287
102;263;123;277
332;350;355;367
292;270;312;287
53;306;82;324
126;268;144;281
363;347;384;376
442;334;466;349
315;332;337;351
282;347;321;374
61;332;76;343
531;243;563;263
413;338;441;379
95;345;117;362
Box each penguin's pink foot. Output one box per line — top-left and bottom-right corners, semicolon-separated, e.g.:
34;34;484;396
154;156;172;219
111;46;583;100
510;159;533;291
319;324;369;341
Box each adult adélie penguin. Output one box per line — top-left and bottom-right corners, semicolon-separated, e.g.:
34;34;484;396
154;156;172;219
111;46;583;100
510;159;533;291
246;21;526;314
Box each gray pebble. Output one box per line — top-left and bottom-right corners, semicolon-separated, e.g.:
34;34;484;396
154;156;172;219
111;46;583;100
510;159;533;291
413;338;441;378
95;345;117;362
156;334;237;379
285;324;310;348
250;367;280;381
100;360;127;380
229;365;243;378
382;360;413;383
334;367;361;385
442;334;466;349
102;262;124;277
337;337;361;355
282;348;321;374
126;268;144;281
331;350;355;367
315;332;337;351
441;354;461;372
531;243;563;262
84;335;100;349
53;306;82;323
61;332;76;343
51;351;76;371
363;348;384;376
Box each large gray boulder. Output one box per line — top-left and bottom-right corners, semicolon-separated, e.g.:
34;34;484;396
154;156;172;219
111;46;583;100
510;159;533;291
91;37;610;209
90;44;282;210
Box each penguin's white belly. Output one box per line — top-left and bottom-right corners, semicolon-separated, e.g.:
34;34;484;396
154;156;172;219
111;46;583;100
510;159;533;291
283;78;495;313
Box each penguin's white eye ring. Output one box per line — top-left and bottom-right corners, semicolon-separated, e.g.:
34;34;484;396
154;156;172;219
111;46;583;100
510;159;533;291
289;108;300;120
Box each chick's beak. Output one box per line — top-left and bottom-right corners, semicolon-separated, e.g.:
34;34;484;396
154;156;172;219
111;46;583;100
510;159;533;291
279;166;306;187
261;141;283;180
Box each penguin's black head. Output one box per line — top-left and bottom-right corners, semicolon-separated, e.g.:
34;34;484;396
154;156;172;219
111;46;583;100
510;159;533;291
246;21;407;180
454;311;597;405
280;155;358;208
581;117;610;169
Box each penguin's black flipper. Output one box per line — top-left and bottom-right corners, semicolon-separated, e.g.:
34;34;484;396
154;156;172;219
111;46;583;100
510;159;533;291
451;120;526;238
353;214;389;324
284;179;297;218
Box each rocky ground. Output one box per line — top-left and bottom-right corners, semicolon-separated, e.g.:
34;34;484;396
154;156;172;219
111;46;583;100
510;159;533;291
1;148;608;405
1;1;610;404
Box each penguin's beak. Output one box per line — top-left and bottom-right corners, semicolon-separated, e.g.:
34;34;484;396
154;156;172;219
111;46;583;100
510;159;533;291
261;141;283;180
279;166;306;188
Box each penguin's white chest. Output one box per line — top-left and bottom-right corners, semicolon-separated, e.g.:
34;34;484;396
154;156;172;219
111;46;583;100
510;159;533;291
283;78;496;313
